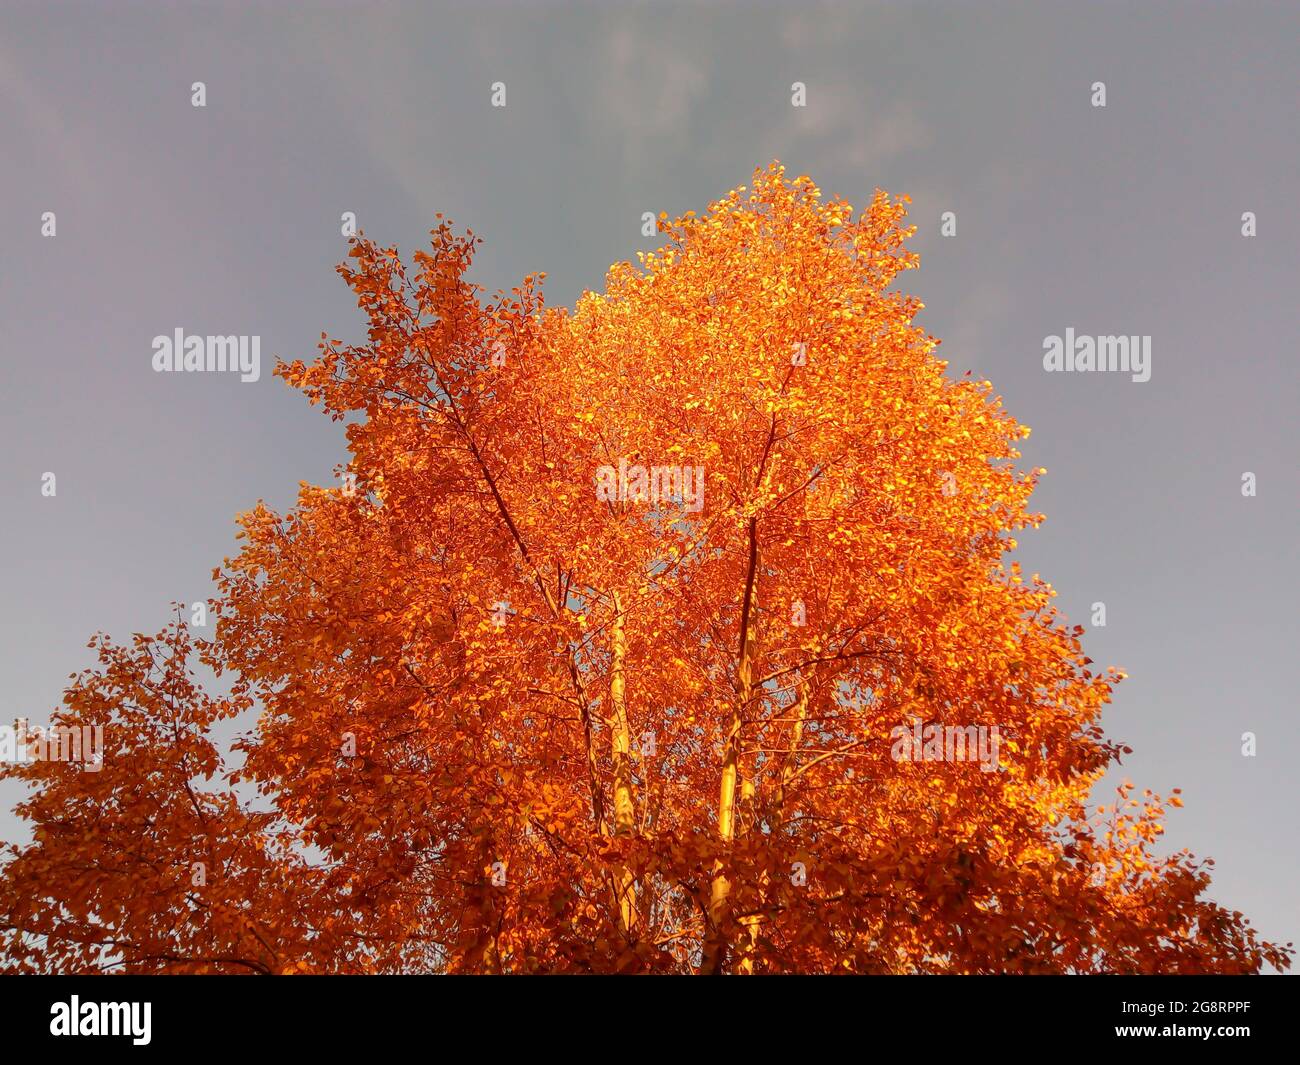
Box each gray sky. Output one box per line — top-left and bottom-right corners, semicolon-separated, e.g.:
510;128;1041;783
2;1;1297;961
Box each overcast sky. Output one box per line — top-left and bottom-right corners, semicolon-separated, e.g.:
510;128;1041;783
2;1;1297;961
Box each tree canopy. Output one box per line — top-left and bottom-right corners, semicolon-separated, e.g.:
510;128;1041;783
2;165;1290;974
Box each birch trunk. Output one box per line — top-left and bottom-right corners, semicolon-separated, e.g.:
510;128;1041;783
702;518;759;973
609;590;637;935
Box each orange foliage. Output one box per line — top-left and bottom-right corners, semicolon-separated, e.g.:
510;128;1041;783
2;165;1291;974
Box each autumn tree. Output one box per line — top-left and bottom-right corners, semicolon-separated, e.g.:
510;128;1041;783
1;164;1291;974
